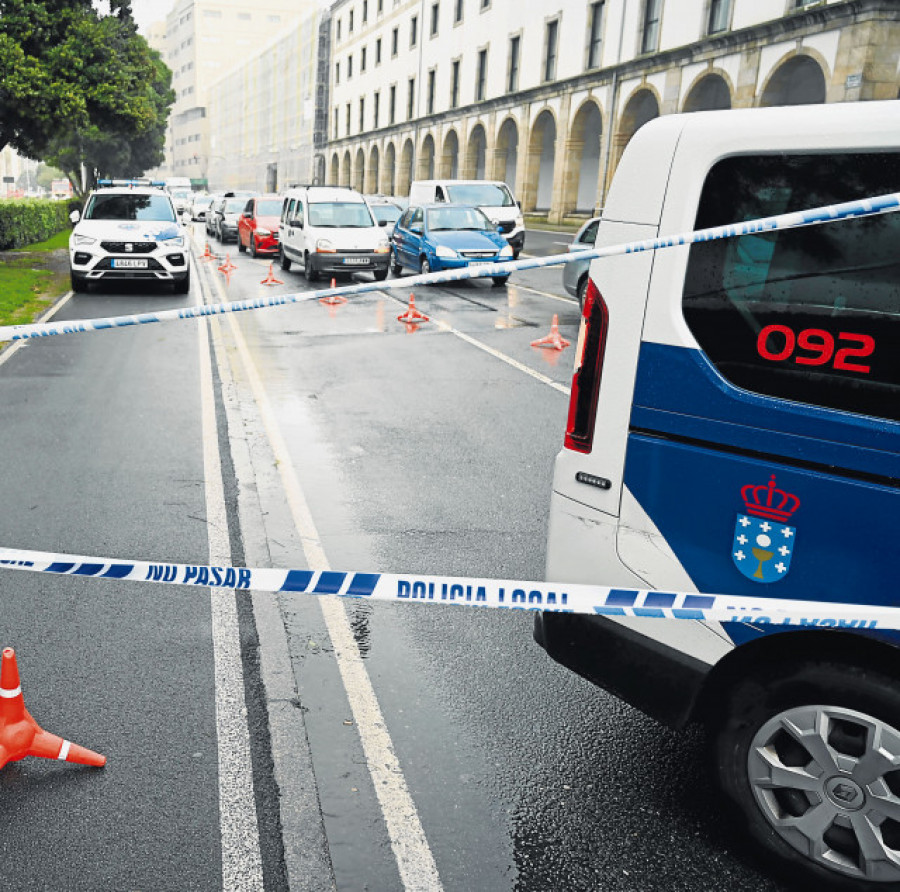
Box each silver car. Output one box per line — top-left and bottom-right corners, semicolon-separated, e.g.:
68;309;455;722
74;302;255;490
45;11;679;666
562;216;600;309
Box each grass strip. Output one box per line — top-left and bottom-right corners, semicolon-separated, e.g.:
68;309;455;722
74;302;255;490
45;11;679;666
0;228;71;331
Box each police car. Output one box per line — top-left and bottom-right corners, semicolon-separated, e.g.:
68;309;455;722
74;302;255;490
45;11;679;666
68;180;190;293
536;100;900;889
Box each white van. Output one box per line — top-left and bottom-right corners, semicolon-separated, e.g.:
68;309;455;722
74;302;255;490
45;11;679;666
407;180;525;257
536;100;900;889
279;185;390;282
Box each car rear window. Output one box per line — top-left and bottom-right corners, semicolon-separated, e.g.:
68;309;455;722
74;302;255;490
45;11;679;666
682;152;900;422
257;199;282;216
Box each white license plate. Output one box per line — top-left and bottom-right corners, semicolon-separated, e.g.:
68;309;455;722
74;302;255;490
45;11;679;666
112;258;148;269
343;257;369;265
468;260;493;267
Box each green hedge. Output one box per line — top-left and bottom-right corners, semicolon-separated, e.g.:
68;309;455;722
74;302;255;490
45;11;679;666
0;200;72;250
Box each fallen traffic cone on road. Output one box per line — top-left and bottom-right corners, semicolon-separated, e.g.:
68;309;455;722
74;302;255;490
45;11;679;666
218;253;237;275
260;263;284;286
319;277;347;307
0;647;106;770
530;314;570;350
397;294;429;324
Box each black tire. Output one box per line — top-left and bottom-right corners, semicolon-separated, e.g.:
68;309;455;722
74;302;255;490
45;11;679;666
250;236;258;258
237;234;246;253
577;275;588;311
304;253;319;283
70;272;88;293
713;660;900;890
173;272;190;294
492;275;509;287
390;251;402;276
420;256;432;284
280;248;292;271
373;268;388;282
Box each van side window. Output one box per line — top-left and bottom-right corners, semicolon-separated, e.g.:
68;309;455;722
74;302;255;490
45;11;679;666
683;153;900;422
435;186;445;202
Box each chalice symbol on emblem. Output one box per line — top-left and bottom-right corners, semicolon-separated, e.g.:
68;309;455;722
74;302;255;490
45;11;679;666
752;532;775;579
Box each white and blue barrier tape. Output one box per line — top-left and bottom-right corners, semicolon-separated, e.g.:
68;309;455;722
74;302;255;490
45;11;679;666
1;192;897;343
0;546;896;630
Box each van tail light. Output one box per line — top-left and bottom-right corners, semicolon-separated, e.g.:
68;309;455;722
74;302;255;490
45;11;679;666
564;277;609;454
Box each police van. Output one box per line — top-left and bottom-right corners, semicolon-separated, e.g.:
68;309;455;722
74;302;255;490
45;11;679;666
536;100;900;889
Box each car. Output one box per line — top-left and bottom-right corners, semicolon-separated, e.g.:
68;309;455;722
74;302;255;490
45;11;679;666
210;193;256;243
67;180;190;293
168;187;193;215
365;196;403;237
562;216;600;309
536;99;900;889
390;203;513;286
237;194;282;257
279;185;390;282
189;193;213;222
206;195;225;237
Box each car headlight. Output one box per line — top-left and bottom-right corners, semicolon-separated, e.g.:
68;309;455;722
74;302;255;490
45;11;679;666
316;238;336;253
375;240;390;254
499;244;513;257
435;245;457;259
72;234;96;246
255;228;271;237
161;236;185;248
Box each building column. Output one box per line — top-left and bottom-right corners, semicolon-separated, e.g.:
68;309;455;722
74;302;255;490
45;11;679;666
735;47;761;108
547;94;572;224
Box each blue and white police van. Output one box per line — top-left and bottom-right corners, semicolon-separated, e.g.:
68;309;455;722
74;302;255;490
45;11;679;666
535;100;900;890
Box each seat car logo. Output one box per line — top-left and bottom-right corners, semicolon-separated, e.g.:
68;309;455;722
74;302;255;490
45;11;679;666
832;783;860;804
125;243;133;252
732;475;799;584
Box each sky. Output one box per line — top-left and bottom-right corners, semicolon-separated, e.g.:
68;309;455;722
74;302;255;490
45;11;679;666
128;0;173;34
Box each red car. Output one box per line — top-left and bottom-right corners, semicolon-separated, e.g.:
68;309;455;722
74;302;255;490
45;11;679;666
237;194;282;257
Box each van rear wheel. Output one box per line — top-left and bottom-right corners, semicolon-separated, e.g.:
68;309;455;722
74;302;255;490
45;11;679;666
713;661;900;890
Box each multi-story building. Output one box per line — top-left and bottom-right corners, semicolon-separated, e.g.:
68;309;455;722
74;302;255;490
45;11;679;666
326;0;900;222
151;0;316;187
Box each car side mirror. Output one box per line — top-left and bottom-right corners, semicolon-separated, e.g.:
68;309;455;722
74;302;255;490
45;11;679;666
410;223;423;234
243;211;252;218
291;218;303;228
69;209;81;224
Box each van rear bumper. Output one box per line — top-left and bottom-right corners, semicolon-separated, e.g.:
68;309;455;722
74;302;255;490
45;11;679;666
533;611;709;729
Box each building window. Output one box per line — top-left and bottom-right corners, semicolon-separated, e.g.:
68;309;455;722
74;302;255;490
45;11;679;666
349;9;354;32
708;0;730;33
587;2;603;69
359;97;365;132
392;26;399;56
346;103;351;134
475;48;488;101
543;18;559;82
454;0;463;24
238;12;251;20
335;61;340;84
376;37;382;63
431;2;439;36
378;0;383;13
337;18;342;41
361;46;367;71
481;0;490;8
507;35;520;92
363;0;368;23
374;91;380;128
410;15;418;47
450;58;460;108
641;0;661;53
348;54;353;78
427;68;436;114
408;76;416;119
389;84;396;124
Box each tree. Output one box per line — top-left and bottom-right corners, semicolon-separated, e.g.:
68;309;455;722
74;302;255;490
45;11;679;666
0;0;174;196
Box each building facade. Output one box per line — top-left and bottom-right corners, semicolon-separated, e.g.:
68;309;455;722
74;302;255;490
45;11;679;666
325;0;900;222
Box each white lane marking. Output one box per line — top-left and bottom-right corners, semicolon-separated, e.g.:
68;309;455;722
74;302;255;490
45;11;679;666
0;291;73;368
507;283;576;305
197;314;265;891
202;258;443;892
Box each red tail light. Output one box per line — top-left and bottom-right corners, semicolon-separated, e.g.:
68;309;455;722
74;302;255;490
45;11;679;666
564;277;609;453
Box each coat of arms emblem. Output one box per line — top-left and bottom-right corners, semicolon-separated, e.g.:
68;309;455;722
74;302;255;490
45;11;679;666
732;475;799;583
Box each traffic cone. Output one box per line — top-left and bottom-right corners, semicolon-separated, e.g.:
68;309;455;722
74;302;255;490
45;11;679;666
260;263;284;286
319;277;347;307
397;294;429;323
0;647;106;770
531;314;570;350
218;253;237;275
200;242;215;262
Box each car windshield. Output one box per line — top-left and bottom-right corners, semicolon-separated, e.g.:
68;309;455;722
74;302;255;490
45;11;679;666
225;198;246;212
257;199;283;216
85;193;176;222
444;183;515;207
308;202;374;228
371;204;401;224
427;206;491;231
171;189;192;201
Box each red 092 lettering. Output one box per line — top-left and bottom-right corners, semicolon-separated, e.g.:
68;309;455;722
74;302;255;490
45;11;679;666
756;325;874;374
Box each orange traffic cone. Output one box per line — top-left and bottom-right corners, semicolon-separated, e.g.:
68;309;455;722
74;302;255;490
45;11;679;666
319;277;347;307
200;242;215;262
531;314;570;350
0;647;105;770
260;263;284;286
397;294;429;323
218;253;237;275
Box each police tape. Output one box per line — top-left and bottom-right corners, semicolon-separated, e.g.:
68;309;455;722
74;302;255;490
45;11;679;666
1;191;898;343
0;546;897;630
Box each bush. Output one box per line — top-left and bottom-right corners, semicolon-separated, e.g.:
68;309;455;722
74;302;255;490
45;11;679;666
0;200;71;250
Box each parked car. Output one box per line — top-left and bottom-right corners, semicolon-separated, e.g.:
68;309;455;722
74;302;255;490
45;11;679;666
206;195;225;237
68;180;189;293
237;194;282;257
537;99;900;890
211;194;256;243
365;196;403;237
189;193;213;222
562;216;600;309
390;203;513;286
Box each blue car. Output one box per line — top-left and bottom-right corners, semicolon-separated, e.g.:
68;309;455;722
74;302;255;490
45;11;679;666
390;203;513;286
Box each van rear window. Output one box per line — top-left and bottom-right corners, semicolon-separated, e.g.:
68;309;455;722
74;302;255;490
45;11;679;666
683;153;900;422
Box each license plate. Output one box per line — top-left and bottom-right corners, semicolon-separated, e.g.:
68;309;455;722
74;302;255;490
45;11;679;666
343;257;369;265
468;260;493;267
112;258;148;269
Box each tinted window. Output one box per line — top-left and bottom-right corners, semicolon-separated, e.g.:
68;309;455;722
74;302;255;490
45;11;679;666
683;153;900;422
578;219;599;245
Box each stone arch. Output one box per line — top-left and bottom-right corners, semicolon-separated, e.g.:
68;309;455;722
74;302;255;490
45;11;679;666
523;108;557;213
492;116;519;186
384;141;397;195
417;133;436;180
341;150;352;188
465;123;488;180
367;145;380;194
354;147;366;192
399;138;415;196
562;98;604;215
613;87;660;168
760;53;827;107
440;130;460;179
682;72;732;112
329;152;340;186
